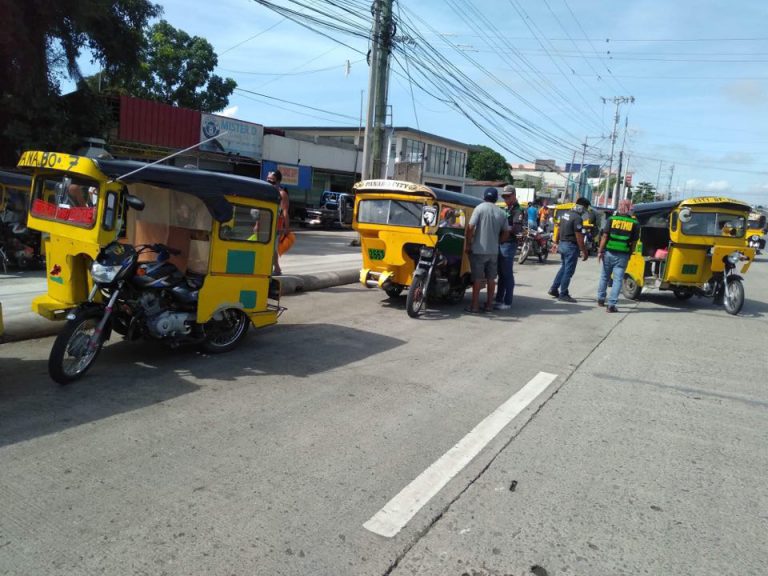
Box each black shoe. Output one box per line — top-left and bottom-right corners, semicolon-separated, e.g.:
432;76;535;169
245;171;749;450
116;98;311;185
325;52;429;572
547;288;559;298
597;299;605;307
606;305;618;313
558;294;577;303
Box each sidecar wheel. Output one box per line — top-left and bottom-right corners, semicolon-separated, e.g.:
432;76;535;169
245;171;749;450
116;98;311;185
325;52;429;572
201;309;250;353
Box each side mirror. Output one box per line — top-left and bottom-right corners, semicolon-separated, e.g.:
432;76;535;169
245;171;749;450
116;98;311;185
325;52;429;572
678;207;692;223
126;194;145;211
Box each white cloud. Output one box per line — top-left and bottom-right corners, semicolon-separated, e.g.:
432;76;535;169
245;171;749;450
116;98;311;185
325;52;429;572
220;106;239;118
685;179;732;193
706;180;731;192
722;80;766;107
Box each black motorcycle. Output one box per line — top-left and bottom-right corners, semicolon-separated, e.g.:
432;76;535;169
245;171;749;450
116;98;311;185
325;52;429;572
406;232;468;318
49;241;252;384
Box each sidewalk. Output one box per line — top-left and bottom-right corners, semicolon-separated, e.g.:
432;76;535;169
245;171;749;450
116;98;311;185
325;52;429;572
0;229;362;343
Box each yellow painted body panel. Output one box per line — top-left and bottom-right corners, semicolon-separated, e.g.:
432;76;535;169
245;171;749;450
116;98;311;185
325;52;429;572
352;182;476;291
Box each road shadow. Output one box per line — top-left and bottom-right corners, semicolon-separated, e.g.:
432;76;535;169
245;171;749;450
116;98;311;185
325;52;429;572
0;323;405;448
499;294;594;318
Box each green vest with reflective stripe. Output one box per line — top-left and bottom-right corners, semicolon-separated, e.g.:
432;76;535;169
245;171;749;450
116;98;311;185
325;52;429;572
605;215;637;253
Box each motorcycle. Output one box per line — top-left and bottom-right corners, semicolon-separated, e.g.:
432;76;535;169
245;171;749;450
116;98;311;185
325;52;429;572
406;231;469;318
0;221;43;272
49;241;252;384
518;226;551;264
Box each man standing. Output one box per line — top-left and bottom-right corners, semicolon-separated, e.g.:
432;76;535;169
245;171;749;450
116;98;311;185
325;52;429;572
465;187;509;313
597;199;640;312
527;199;539;230
267;170;290;275
548;196;589;302
495;185;524;310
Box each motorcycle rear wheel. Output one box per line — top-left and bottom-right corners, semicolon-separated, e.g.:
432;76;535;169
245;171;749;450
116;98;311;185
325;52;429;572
49;309;105;385
200;309;250;353
406;276;426;318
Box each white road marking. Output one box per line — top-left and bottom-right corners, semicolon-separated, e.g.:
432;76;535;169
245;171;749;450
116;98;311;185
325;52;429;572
363;371;558;538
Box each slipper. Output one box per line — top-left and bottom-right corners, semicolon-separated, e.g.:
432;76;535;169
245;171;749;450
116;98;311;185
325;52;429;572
464;306;484;314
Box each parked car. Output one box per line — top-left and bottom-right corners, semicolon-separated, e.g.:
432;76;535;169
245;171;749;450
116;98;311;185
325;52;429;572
303;191;354;228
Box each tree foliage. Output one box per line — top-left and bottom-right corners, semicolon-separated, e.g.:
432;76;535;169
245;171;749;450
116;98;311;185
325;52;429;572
0;0;161;164
466;145;511;182
120;20;236;112
632;181;659;204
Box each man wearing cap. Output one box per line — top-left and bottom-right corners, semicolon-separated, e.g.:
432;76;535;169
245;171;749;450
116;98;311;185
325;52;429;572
495;185;525;310
464;187;509;313
548;196;589;302
596;198;639;312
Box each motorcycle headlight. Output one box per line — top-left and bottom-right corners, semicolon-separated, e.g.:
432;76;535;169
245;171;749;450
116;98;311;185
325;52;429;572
420;246;435;258
751;235;760;242
91;262;123;283
725;251;741;265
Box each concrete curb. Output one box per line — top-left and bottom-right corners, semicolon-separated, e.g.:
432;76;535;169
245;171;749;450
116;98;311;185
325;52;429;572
0;269;361;344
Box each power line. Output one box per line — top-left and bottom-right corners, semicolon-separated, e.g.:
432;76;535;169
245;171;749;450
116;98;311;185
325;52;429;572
234;87;359;121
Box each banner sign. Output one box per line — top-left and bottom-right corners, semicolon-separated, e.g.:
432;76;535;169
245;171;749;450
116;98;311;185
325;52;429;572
261;161;312;189
200;114;263;160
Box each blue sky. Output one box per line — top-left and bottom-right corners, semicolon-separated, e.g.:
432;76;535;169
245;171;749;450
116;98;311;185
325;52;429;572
74;0;768;206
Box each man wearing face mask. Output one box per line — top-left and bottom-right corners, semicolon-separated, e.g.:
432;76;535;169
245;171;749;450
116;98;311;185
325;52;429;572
548;197;589;302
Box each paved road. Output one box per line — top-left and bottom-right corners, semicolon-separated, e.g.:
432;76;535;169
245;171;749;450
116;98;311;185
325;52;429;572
1;252;766;575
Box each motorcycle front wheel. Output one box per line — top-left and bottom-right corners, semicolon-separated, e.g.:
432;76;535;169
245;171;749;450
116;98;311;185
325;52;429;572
200;308;250;353
49;309;106;385
723;278;744;315
406;276;427;318
518;241;530;264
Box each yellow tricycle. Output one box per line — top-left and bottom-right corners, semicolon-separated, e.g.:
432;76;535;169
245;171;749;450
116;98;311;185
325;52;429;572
623;196;755;315
18;150;282;383
746;210;766;253
352;179;481;317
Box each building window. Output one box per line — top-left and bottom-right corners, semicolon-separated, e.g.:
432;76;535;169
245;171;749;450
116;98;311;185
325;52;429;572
401;138;425;162
426;144;447;175
447;150;466;178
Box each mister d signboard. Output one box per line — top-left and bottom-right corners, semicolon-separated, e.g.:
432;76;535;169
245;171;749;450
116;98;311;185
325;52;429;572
200;113;264;160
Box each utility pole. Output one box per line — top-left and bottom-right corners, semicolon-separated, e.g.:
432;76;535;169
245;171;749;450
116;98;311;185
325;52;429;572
601;96;634;209
667;164;675;200
361;0;395;180
655;160;663;197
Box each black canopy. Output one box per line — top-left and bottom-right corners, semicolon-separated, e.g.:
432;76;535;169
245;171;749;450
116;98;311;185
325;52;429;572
0;170;32;189
95;159;280;222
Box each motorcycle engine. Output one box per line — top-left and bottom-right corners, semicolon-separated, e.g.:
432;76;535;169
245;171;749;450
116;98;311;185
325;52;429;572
139;292;194;338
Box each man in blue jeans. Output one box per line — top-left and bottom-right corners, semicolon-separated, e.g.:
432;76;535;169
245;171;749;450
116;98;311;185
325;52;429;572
597;199;640;312
548;197;589;302
495;186;525;310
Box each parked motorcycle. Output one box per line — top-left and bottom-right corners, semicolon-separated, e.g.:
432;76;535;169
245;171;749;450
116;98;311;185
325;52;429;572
406;231;469;318
518;226;551;264
49;241;252;384
0;220;43;272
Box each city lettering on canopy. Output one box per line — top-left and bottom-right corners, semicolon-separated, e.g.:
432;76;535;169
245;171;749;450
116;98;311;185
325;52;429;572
361;180;421;192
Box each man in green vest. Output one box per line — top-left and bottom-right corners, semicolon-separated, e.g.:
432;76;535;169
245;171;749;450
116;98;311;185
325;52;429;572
597;199;640;312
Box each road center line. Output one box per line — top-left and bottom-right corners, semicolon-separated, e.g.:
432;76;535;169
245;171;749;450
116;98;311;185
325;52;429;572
363;371;559;538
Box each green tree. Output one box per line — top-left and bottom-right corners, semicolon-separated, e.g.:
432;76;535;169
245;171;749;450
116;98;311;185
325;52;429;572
0;0;161;164
632;181;657;204
466;145;510;182
120;20;236;112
